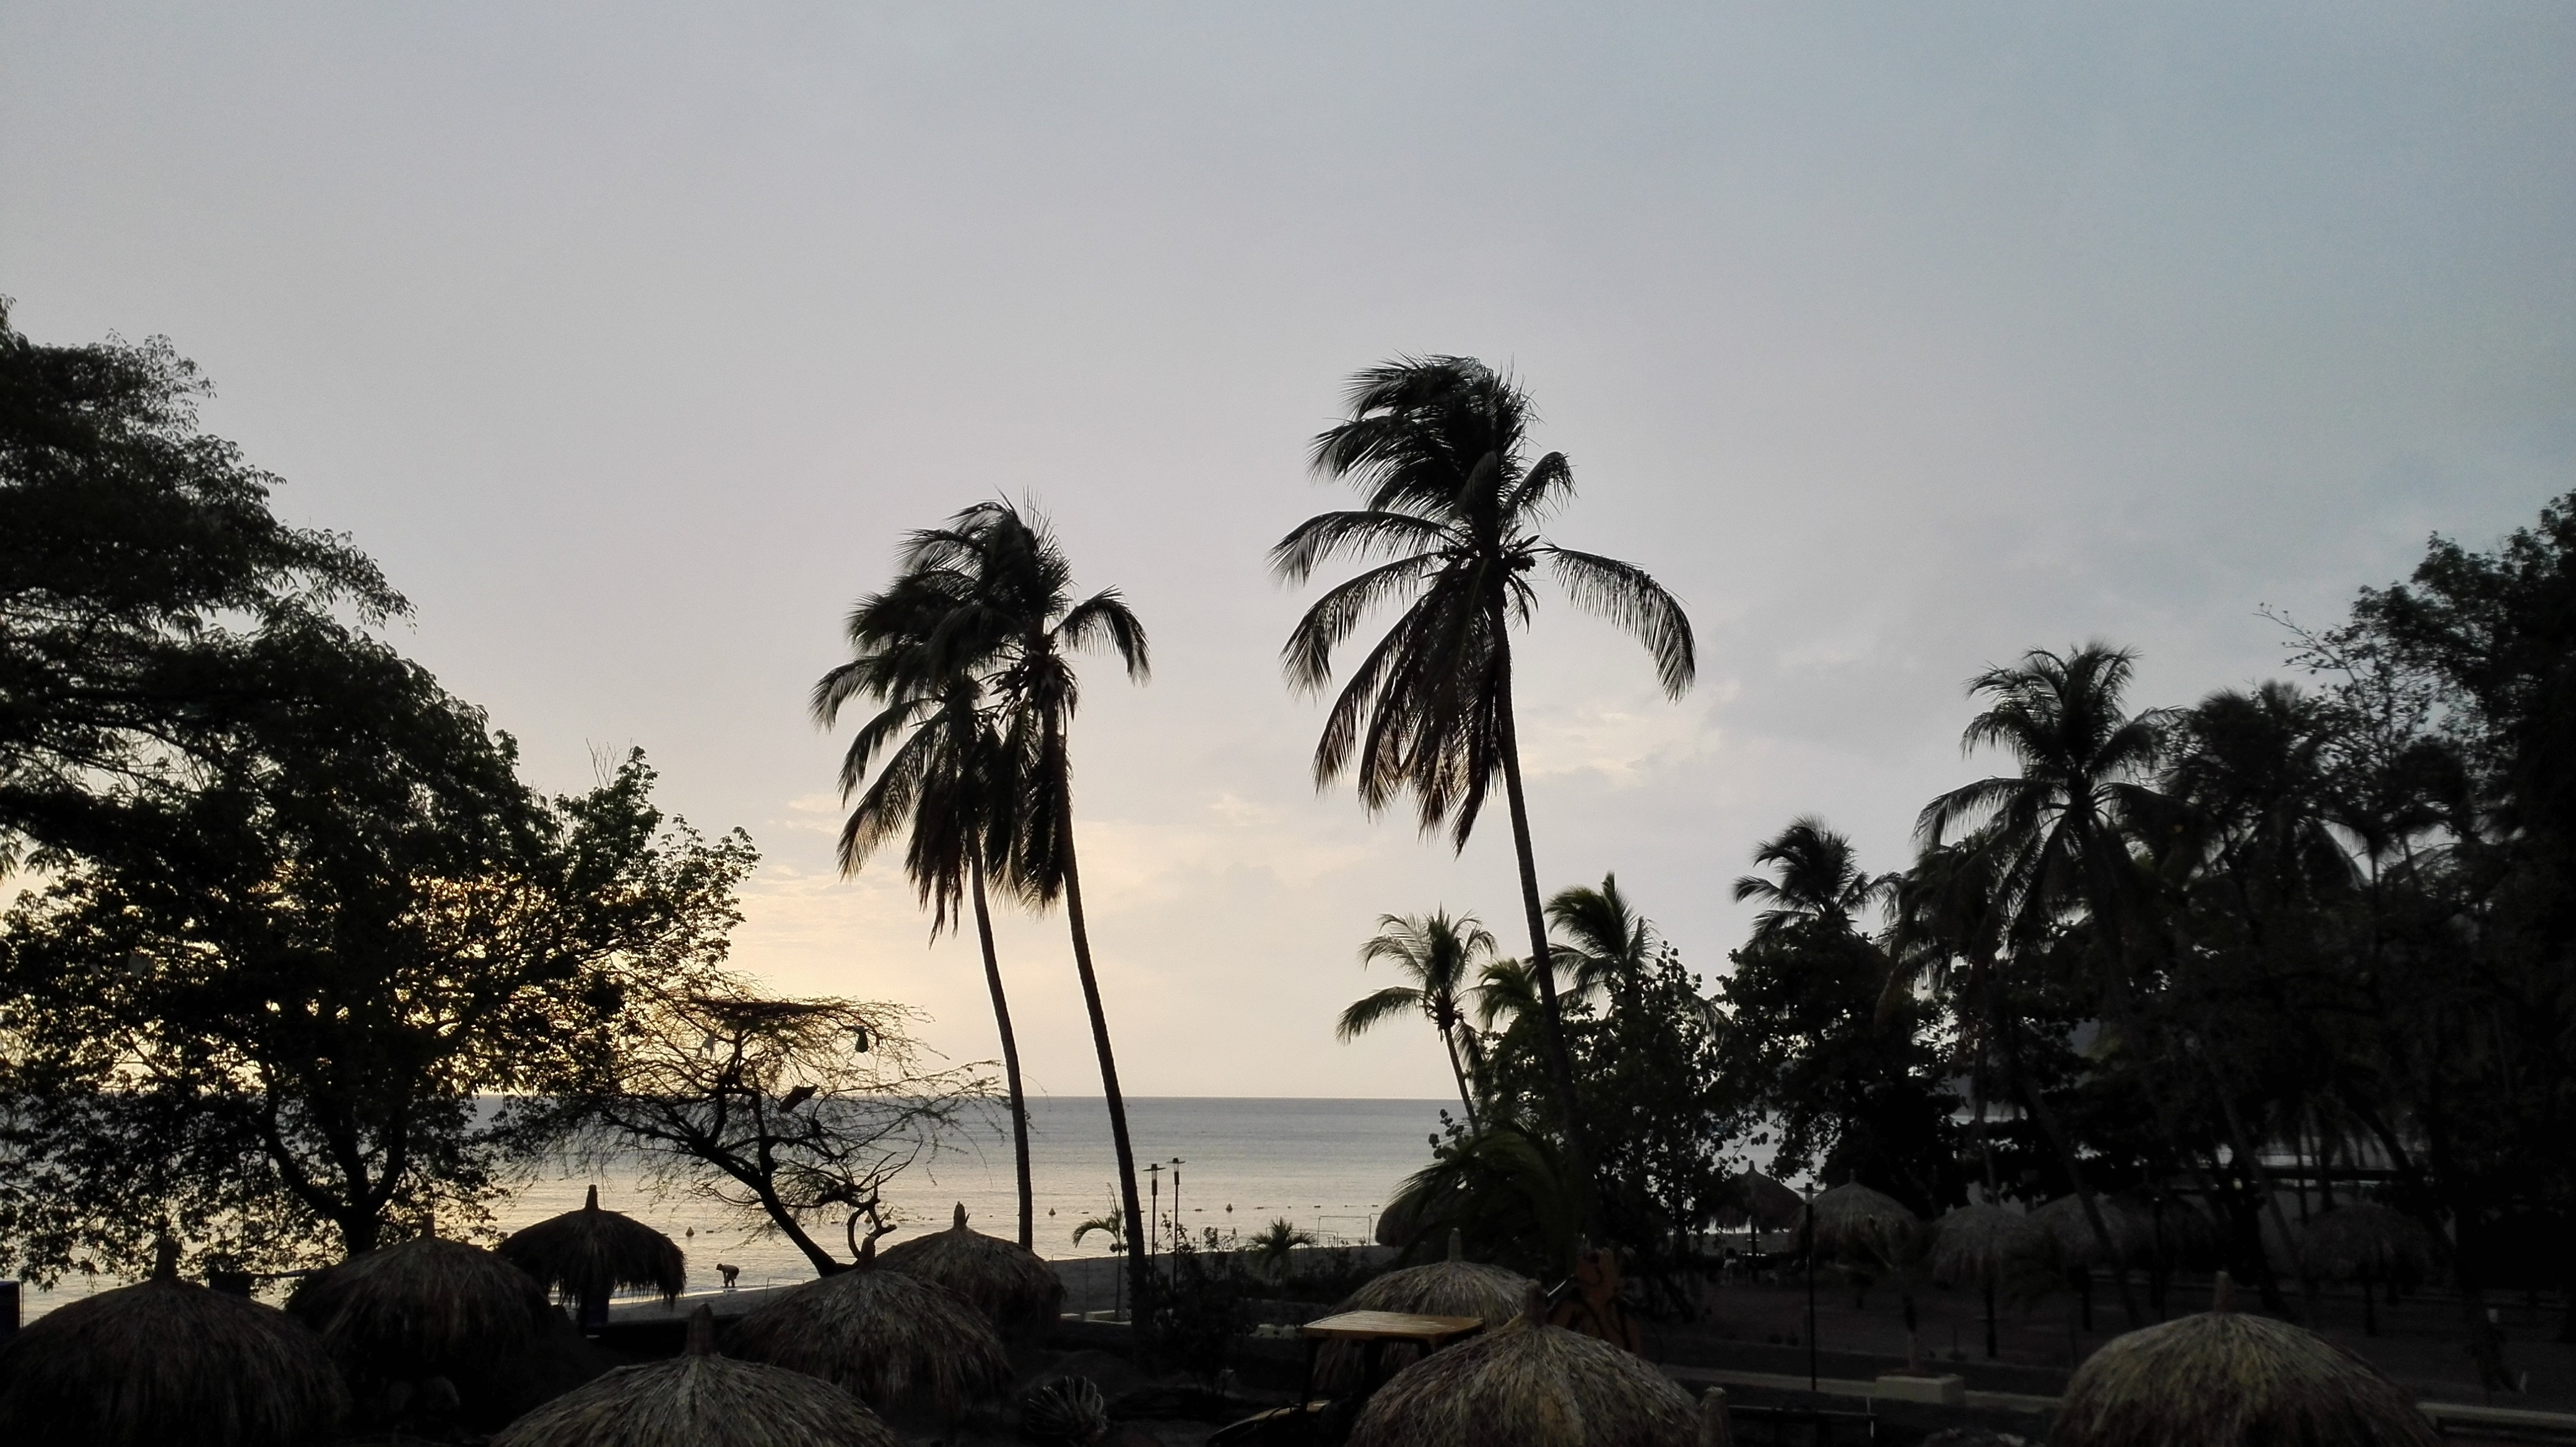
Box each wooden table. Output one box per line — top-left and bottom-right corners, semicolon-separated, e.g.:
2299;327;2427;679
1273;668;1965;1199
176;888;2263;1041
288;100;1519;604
1299;1312;1487;1432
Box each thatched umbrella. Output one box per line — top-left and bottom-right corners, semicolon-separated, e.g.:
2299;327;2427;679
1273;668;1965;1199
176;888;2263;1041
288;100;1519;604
497;1186;686;1330
1710;1171;1805;1233
724;1254;1011;1417
1800;1183;1920;1260
1347;1286;1716;1447
0;1241;349;1447
490;1305;895;1447
2054;1275;2439;1447
1928;1205;2054;1359
287;1230;554;1389
2299;1204;2433;1337
2032;1196;2152;1333
1319;1228;1534;1391
874;1202;1064;1340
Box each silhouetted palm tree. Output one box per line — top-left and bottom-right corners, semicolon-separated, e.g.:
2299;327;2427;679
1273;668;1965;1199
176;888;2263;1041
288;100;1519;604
1273;356;1695;1220
899;500;1154;1313
1730;818;1894;943
812;566;1038;1250
1541;872;1661;1002
1339;910;1497;1124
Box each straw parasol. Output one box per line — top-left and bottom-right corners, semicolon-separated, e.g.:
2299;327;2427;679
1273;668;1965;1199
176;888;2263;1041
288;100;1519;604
1319;1229;1534;1391
724;1254;1012;1417
2055;1275;2440;1447
287;1230;555;1386
1929;1205;2055;1358
874;1202;1064;1339
1800;1183;1920;1260
490;1305;895;1447
1710;1171;1806;1233
2299;1204;2434;1336
1347;1286;1715;1447
0;1241;349;1447
497;1186;686;1328
2030;1196;2151;1270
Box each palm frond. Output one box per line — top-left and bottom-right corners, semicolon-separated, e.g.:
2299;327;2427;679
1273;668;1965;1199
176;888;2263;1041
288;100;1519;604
1546;548;1695;697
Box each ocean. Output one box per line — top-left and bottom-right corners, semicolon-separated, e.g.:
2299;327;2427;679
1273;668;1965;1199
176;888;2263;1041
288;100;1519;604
12;1097;1451;1321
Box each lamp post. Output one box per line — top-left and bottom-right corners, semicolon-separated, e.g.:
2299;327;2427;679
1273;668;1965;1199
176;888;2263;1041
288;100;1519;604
1145;1162;1163;1263
1170;1158;1185;1249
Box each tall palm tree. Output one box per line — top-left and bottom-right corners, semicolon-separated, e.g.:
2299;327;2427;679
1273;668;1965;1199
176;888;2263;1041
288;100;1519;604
1542;873;1658;1002
811;567;1038;1249
897;500;1154;1314
1273;356;1695;1228
1338;910;1497;1124
1730;818;1894;943
1914;642;2170;1324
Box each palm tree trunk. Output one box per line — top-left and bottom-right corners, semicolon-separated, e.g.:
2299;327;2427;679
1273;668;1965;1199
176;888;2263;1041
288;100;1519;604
1440;1023;1481;1128
1058;829;1150;1318
971;857;1035;1250
1997;1026;2143;1327
1490;628;1604;1245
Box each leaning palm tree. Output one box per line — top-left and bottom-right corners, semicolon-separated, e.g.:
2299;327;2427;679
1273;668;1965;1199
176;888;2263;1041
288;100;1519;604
813;562;1035;1249
1731;817;1894;942
895;499;1153;1315
1274;356;1695;1224
1339;909;1498;1123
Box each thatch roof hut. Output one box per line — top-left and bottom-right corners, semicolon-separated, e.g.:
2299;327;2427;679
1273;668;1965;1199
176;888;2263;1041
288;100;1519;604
2030;1196;2151;1270
287;1230;554;1386
724;1256;1011;1417
1929;1205;2053;1287
1800;1183;1919;1261
0;1242;349;1447
497;1186;685;1327
1346;1287;1715;1447
874;1202;1064;1340
2055;1278;2439;1447
1320;1229;1534;1391
490;1306;895;1447
1710;1171;1806;1233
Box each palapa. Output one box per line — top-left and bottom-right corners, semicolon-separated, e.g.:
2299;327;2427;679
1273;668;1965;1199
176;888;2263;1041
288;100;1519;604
490;1305;895;1447
1347;1286;1712;1447
1928;1205;2053;1288
1710;1171;1805;1233
2030;1196;2151;1270
724;1251;1011;1417
874;1202;1065;1339
2299;1203;2433;1336
287;1230;554;1384
1319;1228;1533;1391
497;1185;687;1328
2053;1276;2439;1447
0;1240;349;1447
1800;1183;1920;1261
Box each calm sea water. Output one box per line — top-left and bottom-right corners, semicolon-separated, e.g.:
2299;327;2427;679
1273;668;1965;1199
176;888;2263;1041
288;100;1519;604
15;1098;1449;1320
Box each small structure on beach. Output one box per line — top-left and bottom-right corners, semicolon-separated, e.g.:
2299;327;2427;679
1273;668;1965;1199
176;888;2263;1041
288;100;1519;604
1320;1228;1532;1391
2054;1274;2440;1447
874;1202;1064;1339
1927;1204;2053;1358
724;1249;1011;1417
1801;1183;1920;1259
497;1184;687;1330
1346;1285;1713;1447
490;1305;896;1447
287;1228;555;1397
1710;1170;1806;1233
0;1240;349;1447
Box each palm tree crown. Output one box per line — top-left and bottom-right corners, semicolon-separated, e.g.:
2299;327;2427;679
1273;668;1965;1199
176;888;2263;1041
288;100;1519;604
1543;873;1659;1000
1339;909;1497;1122
1731;818;1893;942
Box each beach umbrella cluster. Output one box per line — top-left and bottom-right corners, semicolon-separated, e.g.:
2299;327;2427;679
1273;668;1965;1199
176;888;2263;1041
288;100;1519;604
498;1184;688;1328
1346;1287;1714;1447
0;1241;349;1447
1319;1228;1534;1391
874;1202;1065;1339
2055;1275;2439;1447
492;1306;897;1447
724;1252;1012;1418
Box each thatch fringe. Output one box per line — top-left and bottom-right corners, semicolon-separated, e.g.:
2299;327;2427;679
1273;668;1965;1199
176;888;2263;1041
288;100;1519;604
1347;1290;1699;1447
1928;1205;2053;1287
2031;1196;2152;1269
0;1271;349;1447
724;1264;1011;1416
1710;1171;1806;1233
490;1306;895;1447
2054;1305;2439;1447
1801;1183;1919;1259
498;1186;687;1305
287;1234;554;1381
874;1203;1064;1339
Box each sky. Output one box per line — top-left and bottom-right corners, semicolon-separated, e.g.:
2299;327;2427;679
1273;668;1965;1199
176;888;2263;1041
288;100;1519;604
4;3;2572;1100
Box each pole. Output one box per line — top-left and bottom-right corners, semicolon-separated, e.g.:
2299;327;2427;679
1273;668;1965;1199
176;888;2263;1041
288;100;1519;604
1146;1163;1162;1262
1803;1192;1818;1392
1170;1158;1186;1251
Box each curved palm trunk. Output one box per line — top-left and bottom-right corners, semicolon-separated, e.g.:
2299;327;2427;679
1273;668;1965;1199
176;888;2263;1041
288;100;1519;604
1439;1021;1481;1128
970;858;1035;1250
1490;629;1604;1246
1058;831;1149;1318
